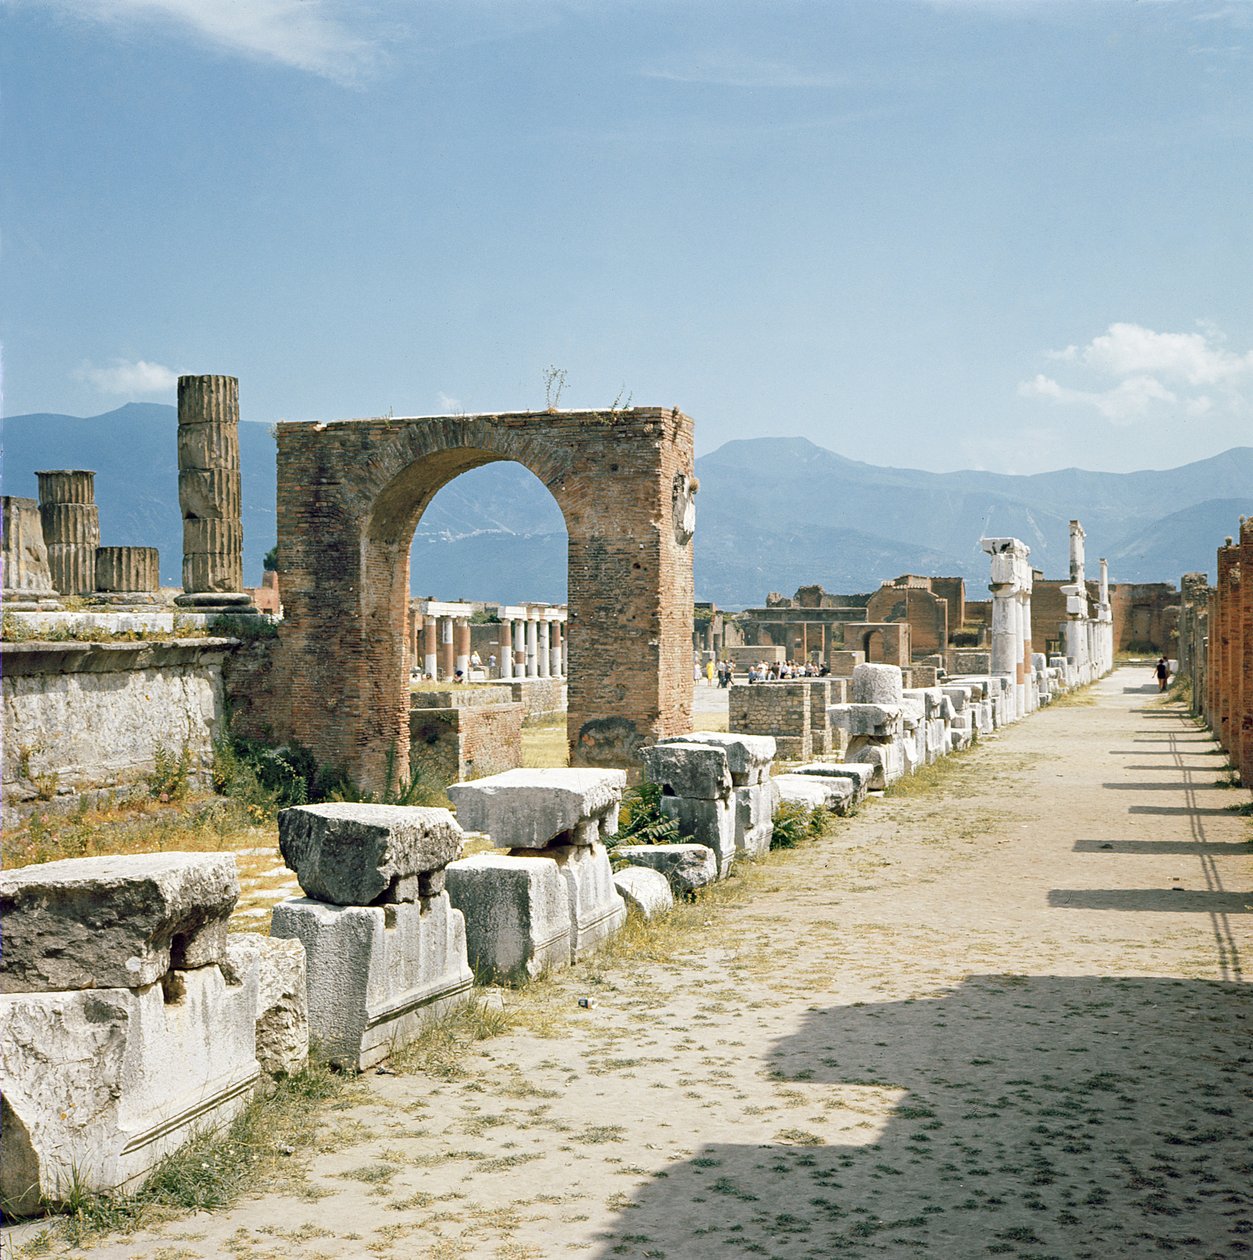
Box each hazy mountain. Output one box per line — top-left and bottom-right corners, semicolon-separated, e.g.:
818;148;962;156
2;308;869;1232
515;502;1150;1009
4;406;1248;604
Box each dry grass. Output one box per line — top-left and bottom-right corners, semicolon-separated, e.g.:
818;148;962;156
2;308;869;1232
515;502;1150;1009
520;718;568;768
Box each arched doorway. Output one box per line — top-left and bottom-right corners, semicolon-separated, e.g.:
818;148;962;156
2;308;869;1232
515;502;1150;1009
272;408;696;793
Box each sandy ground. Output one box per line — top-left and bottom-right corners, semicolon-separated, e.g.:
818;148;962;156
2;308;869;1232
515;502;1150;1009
13;668;1252;1259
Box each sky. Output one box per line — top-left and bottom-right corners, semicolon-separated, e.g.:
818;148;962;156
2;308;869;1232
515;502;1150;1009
3;0;1252;474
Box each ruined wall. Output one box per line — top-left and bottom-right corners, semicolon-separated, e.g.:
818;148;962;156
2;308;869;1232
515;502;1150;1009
409;698;524;783
728;682;812;760
1176;572;1211;720
1108;583;1178;654
865;586;948;657
2;639;233;813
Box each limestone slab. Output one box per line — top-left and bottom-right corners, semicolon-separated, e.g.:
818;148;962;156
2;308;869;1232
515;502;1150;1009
270;893;472;1070
223;933;308;1078
733;781;776;858
0;963;260;1215
0;853;238;993
659;794;737;877
657;731;775;785
447;768;626;850
550;843;627;961
278;803;464;906
444;854;571;986
852;663;904;705
827;703;903;738
772;773;855;814
845;738;905;789
612;866;674;920
641;741;731;800
613;844;717;896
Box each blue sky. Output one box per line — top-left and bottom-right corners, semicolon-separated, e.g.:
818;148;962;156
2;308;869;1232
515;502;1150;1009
3;0;1251;473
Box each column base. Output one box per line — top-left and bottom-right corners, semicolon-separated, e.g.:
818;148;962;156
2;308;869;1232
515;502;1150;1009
174;592;259;614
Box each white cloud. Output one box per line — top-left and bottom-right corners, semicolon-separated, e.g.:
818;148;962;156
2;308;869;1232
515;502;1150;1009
32;0;377;83
436;392;464;413
77;358;179;397
1019;321;1253;425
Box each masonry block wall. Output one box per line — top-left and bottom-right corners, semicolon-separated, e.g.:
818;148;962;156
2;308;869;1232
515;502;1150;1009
273;409;695;793
729;682;812;760
409;699;524;783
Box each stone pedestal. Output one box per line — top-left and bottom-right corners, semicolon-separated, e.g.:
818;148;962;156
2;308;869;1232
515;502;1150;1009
270;895;472;1070
734;780;777;855
37;470;99;596
549;842;627;961
175;375;255;613
1;496;58;608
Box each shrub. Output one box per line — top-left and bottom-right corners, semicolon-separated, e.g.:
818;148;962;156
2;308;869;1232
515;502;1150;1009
771;800;828;849
147;744;192;801
615;781;683;847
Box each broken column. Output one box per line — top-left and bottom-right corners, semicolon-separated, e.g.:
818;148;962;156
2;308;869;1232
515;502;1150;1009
981;536;1033;718
446;769;627;982
1062;519;1092;682
0;853;283;1213
1;497;59;609
827;663;907;788
36;470;99;597
271;803;472;1070
95;546;161;604
175;374;255;612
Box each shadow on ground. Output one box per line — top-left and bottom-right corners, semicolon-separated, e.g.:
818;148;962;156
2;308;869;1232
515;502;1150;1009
594;976;1252;1259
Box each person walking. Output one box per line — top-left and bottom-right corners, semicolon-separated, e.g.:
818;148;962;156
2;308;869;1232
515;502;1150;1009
1155;656;1170;692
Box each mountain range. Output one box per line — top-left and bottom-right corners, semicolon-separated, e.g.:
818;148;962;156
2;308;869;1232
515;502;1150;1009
4;404;1249;606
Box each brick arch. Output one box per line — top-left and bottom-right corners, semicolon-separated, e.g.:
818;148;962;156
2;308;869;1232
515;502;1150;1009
273;409;695;793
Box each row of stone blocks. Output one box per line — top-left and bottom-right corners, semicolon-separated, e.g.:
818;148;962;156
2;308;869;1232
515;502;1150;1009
0;853;308;1215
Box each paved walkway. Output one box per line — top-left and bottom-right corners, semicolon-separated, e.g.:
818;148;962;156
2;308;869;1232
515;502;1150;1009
28;669;1253;1258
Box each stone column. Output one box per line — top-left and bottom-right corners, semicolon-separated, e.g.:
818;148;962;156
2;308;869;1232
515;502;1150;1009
538;619;551;678
526;615;539;678
423;617;438;679
1069;519;1087;589
561;618;569;676
176;375;254;611
409;611;422;671
1;497;58;608
95;547;160;603
550;620;563;676
37;470;99;596
440;616;455;680
455;618;471;677
513;619;526;677
499;620;514;679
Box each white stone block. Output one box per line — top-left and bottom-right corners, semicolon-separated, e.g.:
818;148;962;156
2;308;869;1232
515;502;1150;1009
846;738;905;789
642;741;731;800
269;894;472;1070
772;774;855;813
827;703;903;738
278;803;464;906
612;866;674;920
444;854;571;986
852;663;903;705
550;843;626;960
447;768;626;850
0;853;238;993
223;933;308;1078
733;781;775;857
0;963;260;1214
658;731;775;785
659;794;737;877
613;844;717;896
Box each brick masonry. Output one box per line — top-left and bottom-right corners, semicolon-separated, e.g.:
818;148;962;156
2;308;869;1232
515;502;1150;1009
729;681;813;761
271;409;695;793
409;699;524;784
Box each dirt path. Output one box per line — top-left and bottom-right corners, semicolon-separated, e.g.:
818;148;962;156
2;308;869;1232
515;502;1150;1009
26;669;1253;1259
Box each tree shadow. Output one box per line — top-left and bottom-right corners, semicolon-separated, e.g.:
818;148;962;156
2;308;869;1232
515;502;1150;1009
1048;889;1251;913
1073;839;1253;856
593;976;1252;1259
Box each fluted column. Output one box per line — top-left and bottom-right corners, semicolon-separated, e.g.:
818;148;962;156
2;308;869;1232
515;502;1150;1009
550;620;563;676
37;470;99;596
514;619;526;676
538;619;551;678
175;374;254;610
526;615;539;678
2;496;58;607
95;546;159;601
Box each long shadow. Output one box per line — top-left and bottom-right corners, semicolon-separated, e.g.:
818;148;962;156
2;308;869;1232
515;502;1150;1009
1128;804;1235;816
594;977;1252;1259
1102;782;1230;792
1073;839;1253;855
1048;889;1251;913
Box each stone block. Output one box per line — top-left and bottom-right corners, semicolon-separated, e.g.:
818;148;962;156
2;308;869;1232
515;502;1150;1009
0;853;238;993
278;803;464;906
658;731;775;785
642;741;731;800
852;663;903;705
270;893;472;1070
444;854;571;986
0;963;259;1215
612;866;673;920
550;843;627;961
790;761;875;789
659;794;737;877
223;933;308;1078
846;738;905;789
827;704;903;738
613;844;718;896
447;768;625;850
772;773;856;814
734;781;775;858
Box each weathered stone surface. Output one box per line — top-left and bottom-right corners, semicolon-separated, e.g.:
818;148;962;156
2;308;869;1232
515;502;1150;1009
846;739;906;789
0;963;260;1215
278;803;464;906
613;844;717;896
773;773;855;813
790;762;875;789
734;781;775;858
549;843;627;960
827;703;904;738
657;731;775;785
0;853;238;993
1;497;56;603
447;768;626;850
612;866;674;920
270;893;472;1070
852;663;904;705
223;934;308;1078
642;741;731;800
445;854;572;985
660;794;737;877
